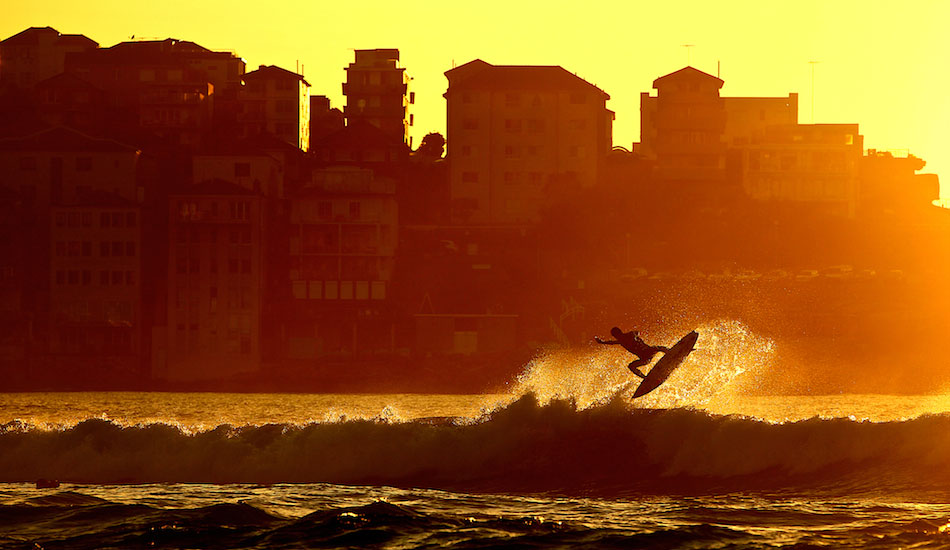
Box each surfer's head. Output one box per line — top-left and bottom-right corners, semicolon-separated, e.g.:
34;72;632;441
610;327;623;338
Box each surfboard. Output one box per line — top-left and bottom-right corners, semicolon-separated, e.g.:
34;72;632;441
632;330;699;398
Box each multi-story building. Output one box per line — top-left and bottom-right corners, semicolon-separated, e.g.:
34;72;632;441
444;59;613;224
239;65;310;151
160;180;264;381
723;94;799;146
192;148;286;198
48;192;142;379
343;49;412;146
0;187;28;377
736;123;864;217
860;150;939;218
282;166;397;359
64;40;229;147
0;126;142;209
0;27;97;89
638;66;727;184
33;73;109;133
309;95;344;143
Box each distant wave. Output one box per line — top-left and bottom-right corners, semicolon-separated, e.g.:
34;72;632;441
3;393;948;496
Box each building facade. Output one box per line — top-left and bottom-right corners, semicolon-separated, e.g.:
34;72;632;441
343;49;412;146
48;195;142;378
0;27;97;89
282;166;398;360
445;59;613;224
736;123;864;217
240;65;311;152
160;181;264;381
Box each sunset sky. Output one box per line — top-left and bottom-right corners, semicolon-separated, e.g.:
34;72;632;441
5;0;949;195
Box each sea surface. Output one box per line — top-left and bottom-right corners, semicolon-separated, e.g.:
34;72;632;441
4;321;950;549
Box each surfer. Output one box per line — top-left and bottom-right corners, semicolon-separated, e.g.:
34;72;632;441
595;327;669;378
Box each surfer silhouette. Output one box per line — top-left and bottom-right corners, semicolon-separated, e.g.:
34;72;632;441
595;327;670;378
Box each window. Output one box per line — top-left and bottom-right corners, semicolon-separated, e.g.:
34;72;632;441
112;213;123;227
463;119;478;130
82;242;92;257
81;213;92;227
569;93;585;104
125;242;135;257
112;271;122;285
317;201;331;220
100;212;110;227
349;202;360;220
112;242;123;256
99;270;109;285
18;156;36;171
504;119;521;133
55;242;65;257
76;157;92;171
505;93;521;107
234;163;251;177
230;201;249;221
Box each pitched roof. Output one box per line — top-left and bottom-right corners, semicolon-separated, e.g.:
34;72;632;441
653;66;724;89
0;126;138;153
66;189;138;208
445;59;609;99
244;65;310;86
35;72;102;91
170;178;257;196
1;27;97;48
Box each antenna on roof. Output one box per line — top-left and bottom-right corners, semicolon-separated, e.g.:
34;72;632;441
682;44;695;66
717;60;720;79
808;60;821;124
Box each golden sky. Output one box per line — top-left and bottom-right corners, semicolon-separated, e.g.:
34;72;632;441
5;0;949;193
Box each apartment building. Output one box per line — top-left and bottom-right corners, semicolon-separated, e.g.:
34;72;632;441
445;59;613;224
160;180;264;381
282;166;397;359
343;49;412;145
240;65;310;151
48;193;142;377
0;27;97;89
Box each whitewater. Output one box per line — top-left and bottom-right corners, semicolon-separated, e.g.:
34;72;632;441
4;320;950;549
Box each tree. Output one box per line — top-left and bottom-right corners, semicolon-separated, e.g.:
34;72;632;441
414;132;445;160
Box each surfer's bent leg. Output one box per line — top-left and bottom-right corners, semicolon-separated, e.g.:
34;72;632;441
628;357;648;378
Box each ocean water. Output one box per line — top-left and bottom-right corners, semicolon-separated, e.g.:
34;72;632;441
5;321;950;549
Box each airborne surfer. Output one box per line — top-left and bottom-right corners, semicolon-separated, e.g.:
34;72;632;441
595;327;670;378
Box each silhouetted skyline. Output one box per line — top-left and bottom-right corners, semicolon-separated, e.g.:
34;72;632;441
3;1;949;193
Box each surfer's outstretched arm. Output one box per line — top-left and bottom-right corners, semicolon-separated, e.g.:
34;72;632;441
630;367;647;379
594;337;620;345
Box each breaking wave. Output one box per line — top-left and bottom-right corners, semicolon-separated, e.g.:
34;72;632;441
3;394;950;496
2;321;945;496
